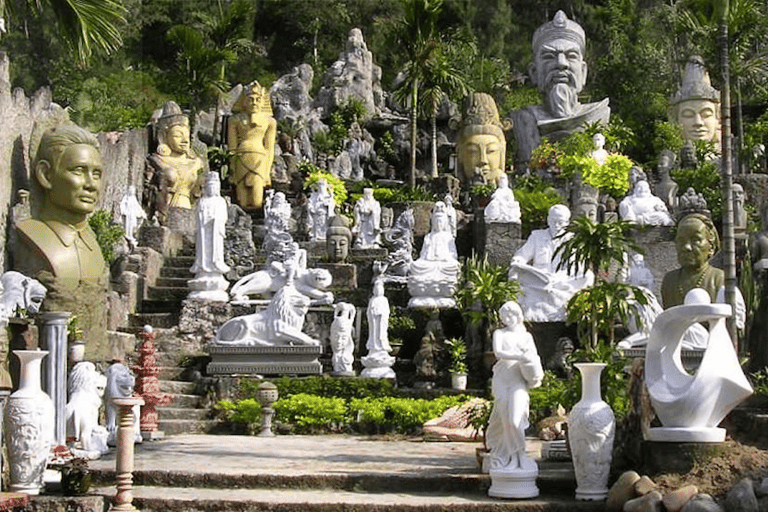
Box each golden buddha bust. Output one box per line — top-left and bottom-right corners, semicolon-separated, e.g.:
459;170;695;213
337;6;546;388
455;93;508;186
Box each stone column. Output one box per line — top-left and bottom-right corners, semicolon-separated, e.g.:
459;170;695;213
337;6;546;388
38;311;70;446
0;389;10;491
112;397;145;512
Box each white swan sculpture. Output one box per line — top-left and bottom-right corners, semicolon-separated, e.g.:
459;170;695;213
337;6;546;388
644;288;752;442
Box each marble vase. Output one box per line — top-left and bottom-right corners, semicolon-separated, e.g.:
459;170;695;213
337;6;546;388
4;350;54;494
568;362;615;501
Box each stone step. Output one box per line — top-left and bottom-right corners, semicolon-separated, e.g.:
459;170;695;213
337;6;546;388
159;379;197;394
160;265;195;278
166;256;195;268
155;276;191;289
164;393;203;408
156;407;211;421
156;418;219;435
129;312;178;329
148;285;189;301
140;299;183;315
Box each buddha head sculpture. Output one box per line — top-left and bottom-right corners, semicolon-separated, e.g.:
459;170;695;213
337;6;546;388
669;56;721;146
156;101;192;158
326;214;352;263
455;93;508;185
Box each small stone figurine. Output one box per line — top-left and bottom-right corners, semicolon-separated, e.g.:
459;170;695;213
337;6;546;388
330;302;356;376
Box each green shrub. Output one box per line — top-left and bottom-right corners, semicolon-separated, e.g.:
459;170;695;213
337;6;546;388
350;395;467;429
241;375;397;400
273;394;348;432
88;209;125;264
513;175;565;236
300;163;348;206
671;161;722;221
529;371;572;425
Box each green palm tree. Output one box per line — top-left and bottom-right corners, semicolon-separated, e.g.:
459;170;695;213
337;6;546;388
4;0;126;66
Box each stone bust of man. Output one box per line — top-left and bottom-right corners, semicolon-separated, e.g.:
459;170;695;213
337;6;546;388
14;125;106;281
511;10;610;169
669;56;721;147
326;214;352;263
455;92;508;185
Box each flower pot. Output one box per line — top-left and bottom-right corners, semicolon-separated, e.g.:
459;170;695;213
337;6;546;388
451;373;467;391
568;362;615;501
4;350;54;494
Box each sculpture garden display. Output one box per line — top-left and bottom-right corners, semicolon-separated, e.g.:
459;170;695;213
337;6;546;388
655;150;679;210
377;208;415;283
104;362;142;446
228;81;277;209
361;279;395;378
511;10;610;168
146;101;205;222
487;301;543;499
508;205;593;322
455;92;508;185
590;133;608;167
618;180;674;226
484;174;521;224
352;188;381;248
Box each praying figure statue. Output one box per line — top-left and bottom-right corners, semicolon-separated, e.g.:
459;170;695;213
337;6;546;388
119;185;146;251
228;80;277;209
361;279;395;379
508;204;593;322
618;180;674;226
146;101;205;223
188;172;231;302
307;179;336;241
455;92;509;185
484;174;521;224
407;202;460;309
669;56;721;148
487;300;543;499
352;188;381;248
511;10;610;169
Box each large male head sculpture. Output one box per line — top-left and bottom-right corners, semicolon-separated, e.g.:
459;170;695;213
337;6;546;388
669;56;721;146
511;10;610;169
455;93;507;185
326;214;352;263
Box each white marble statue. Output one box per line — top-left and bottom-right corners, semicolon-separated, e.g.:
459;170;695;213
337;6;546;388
307;178;335;241
352;188;381;248
644;288;752;442
508;205;593;322
487;301;543;499
215;262;321;347
361;280;395;378
104;362;142;445
189;172;231;301
484;174;521;224
378;208;415;283
590;133;608;167
119;185;147;250
733;183;747;233
618;180;674;226
627;253;654;289
444;194;457;237
407;202;460;309
330;302;356;376
0;271;46;326
66;362;109;458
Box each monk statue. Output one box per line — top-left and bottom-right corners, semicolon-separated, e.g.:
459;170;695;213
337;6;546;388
228;80;277;209
669;56;721;148
455;92;509;186
146;101;205;223
511;10;610;169
618;180;674;226
12;124;109;358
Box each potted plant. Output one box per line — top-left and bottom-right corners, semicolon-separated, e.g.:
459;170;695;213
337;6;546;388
445;338;468;390
67;315;85;364
59;457;92;496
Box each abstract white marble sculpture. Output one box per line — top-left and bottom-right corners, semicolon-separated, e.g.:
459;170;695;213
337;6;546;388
618;180;674;226
119;185;147;250
644;288;752;442
508;205;593;322
487;301;543;499
0;271;46;327
189;172;231;301
361;280;395;378
484;174;521;224
215;263;322;347
352;188;381;248
330;302;356;376
307;178;335;241
104;362;142;446
66;362;109;458
407;202;460;309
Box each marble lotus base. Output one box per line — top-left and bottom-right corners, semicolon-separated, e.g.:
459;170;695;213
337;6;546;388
488;467;539;499
207;345;322;375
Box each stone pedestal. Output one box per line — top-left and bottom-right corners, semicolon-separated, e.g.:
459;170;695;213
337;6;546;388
165;207;196;245
207;345;323;375
317;263;357;289
489;467;539;499
473;209;524;267
38;312;69;446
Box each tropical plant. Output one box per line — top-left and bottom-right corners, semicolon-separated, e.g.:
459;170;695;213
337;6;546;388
207;146;235;180
565;341;631;419
88;209;124;265
513;175;565;237
299;162;347;206
445;338;468;375
469;183;495;199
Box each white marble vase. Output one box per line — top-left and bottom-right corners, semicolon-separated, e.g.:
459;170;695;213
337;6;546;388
5;350;54;494
568;362;615;501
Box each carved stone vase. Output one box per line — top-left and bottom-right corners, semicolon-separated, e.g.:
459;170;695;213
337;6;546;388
567;362;615;501
4;350;54;494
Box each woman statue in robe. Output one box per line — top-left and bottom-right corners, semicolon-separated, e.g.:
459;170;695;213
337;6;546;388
366;279;391;354
486;301;543;471
191;173;230;275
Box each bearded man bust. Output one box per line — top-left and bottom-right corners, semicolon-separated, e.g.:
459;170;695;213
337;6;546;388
511;10;610;170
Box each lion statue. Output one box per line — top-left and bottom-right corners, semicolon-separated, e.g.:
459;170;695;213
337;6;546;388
104;362;142;445
215;276;320;347
66;362;109;458
0;270;47;324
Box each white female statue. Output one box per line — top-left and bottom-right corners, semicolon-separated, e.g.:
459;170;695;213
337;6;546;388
119;185;146;250
189;172;231;301
590;133;608;166
487;300;543;499
361;279;395;378
307;179;335;241
330;302;356;376
352;188;381;248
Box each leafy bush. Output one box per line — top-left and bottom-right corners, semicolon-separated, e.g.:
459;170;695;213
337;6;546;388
350;395;467;429
749;367;768;398
671;161;722;221
529;371;573;425
445;338;468;374
652;120;684;157
273;394;348;432
300;162;348;205
241;375;397;400
88;209;125;264
513;175;565;236
470;183;496;199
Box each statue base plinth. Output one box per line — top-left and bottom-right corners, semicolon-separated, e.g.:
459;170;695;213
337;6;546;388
361;351;395;379
488;467;539;499
646;426;725;443
474;209;523;267
207;344;322;375
407;297;456;309
188;273;230;302
141;430;165;441
317;263;357;288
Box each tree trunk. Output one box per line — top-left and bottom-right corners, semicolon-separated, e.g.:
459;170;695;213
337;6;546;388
410;81;418;188
431;112;438;178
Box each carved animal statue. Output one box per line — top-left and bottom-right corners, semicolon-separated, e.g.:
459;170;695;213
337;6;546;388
66;362;109;457
0;271;47;323
230;266;333;304
104;363;142;445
